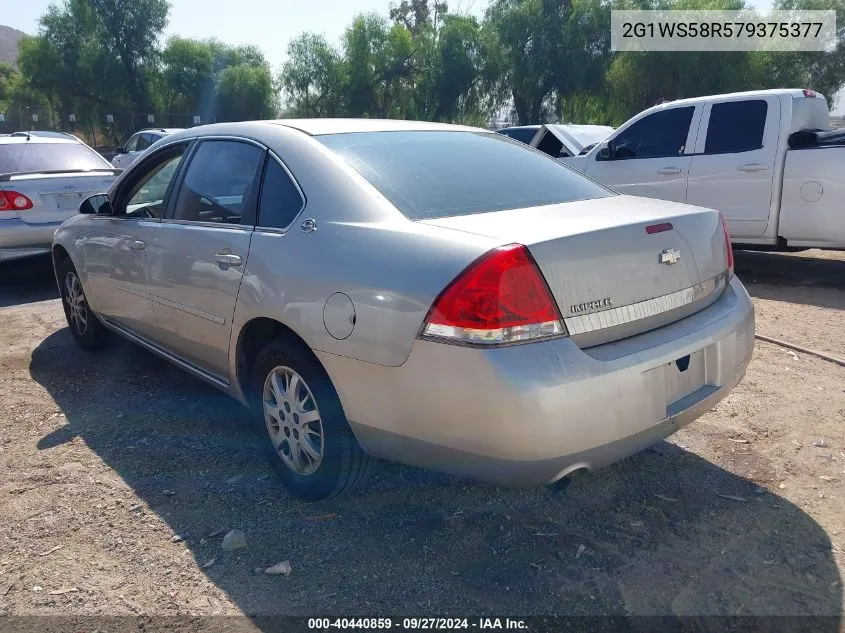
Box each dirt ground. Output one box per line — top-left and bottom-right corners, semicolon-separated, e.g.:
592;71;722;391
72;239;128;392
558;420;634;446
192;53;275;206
0;250;843;629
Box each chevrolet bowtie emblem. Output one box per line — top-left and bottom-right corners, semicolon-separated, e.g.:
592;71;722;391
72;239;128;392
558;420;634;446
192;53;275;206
660;248;681;265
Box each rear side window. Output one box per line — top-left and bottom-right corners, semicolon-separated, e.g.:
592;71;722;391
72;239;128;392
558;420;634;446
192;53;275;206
705;100;768;154
0;142;110;173
258;157;305;229
318;131;612;220
611;107;695;159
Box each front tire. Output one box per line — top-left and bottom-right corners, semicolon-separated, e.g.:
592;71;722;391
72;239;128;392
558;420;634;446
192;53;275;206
58;256;109;350
250;339;374;501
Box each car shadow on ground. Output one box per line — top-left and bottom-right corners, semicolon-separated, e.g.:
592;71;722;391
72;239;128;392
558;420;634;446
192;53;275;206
29;328;842;625
0;255;60;308
735;250;845;296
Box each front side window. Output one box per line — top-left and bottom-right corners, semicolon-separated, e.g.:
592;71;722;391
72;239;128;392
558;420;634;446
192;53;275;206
258;157;305;229
610;107;695;160
123;149;186;219
705;100;768;154
170;140;263;225
125;134;140;153
318;131;612;220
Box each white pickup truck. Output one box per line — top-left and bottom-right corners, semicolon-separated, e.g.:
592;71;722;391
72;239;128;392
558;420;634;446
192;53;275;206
560;89;845;250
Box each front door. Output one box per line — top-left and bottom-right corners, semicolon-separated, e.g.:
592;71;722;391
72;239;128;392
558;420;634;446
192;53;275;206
146;139;264;380
687;97;780;239
584;105;701;203
83;144;188;341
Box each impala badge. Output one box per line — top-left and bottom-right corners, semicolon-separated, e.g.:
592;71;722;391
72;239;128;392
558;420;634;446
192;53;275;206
660;248;681;265
570;298;613;314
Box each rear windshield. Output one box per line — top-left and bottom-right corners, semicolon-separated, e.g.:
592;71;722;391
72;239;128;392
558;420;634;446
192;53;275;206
0;142;109;174
318;131;613;220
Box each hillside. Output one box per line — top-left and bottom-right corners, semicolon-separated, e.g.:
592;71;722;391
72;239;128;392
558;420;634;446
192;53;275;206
0;25;26;67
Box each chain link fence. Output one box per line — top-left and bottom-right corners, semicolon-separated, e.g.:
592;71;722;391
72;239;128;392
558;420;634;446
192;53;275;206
0;106;211;140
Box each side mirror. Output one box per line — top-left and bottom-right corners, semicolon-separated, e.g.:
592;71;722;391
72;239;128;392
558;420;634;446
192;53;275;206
598;140;614;160
79;194;112;216
115;147;126;155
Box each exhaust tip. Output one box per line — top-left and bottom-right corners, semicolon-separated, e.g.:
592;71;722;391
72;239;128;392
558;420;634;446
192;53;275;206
546;466;590;493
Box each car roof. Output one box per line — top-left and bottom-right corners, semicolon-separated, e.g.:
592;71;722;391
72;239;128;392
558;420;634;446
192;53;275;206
498;125;542;132
137;128;184;135
163;119;486;143
270;119;486;135
651;88;823;109
0;135;83;145
11;130;78;139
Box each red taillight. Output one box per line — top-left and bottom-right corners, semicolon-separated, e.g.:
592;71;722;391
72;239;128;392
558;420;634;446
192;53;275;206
421;243;566;345
719;212;734;277
0;190;34;212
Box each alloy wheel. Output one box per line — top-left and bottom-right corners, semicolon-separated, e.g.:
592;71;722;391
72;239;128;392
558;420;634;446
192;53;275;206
262;365;324;476
64;271;88;335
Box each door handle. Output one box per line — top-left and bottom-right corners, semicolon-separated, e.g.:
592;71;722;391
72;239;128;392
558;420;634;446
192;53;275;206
214;252;242;267
657;167;684;175
129;239;146;251
737;163;769;173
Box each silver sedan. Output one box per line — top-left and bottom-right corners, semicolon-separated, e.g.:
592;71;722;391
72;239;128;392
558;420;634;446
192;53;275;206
0;135;119;262
52;119;754;500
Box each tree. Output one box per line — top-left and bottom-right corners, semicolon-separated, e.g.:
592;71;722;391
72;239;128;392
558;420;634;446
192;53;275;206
215;63;277;121
431;15;488;122
280;33;345;117
484;0;577;124
159;37;214;113
86;0;169;111
343;13;417;118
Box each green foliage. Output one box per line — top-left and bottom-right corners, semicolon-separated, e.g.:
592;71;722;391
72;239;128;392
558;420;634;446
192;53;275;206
215;63;277;121
280;33;345;117
12;0;845;134
159;37;214;113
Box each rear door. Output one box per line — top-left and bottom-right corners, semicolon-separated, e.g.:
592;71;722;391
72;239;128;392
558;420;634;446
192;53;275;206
146;138;264;379
686;96;780;239
584;105;701;202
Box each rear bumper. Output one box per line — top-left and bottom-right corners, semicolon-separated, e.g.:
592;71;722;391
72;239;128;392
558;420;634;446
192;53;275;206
316;276;755;487
0;218;60;262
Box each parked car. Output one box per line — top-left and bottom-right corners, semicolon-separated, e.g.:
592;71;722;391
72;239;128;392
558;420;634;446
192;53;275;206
0;135;120;262
496;124;542;145
529;124;614;158
112;128;183;170
52;119;754;501
566;89;845;250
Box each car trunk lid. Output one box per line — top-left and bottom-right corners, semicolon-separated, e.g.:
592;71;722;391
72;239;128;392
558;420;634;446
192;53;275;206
419;195;730;347
0;171;119;225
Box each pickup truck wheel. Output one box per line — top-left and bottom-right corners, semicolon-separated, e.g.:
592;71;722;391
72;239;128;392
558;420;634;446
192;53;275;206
58;257;109;350
250;340;374;501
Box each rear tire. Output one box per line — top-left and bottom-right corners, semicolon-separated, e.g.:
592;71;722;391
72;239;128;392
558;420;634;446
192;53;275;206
250;339;374;501
57;256;109;350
